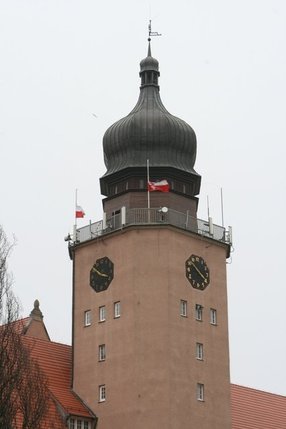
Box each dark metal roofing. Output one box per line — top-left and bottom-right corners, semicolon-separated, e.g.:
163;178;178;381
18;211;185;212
102;43;199;179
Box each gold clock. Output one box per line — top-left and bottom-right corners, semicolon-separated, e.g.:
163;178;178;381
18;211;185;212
185;254;210;290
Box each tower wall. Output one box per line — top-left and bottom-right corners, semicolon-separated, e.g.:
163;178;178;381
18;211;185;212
72;226;231;429
102;190;198;218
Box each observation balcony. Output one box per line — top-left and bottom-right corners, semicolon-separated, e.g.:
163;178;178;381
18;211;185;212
70;207;232;248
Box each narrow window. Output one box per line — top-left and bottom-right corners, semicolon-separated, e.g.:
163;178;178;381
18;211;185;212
210;308;217;325
195;304;203;321
197;383;204;401
70;419;75;429
99;385;106;402
84;310;91;326
83;422;89;429
114;301;121;318
77;420;82;429
196;343;203;360
180;300;187;317
99;306;106;322
99;344;106;361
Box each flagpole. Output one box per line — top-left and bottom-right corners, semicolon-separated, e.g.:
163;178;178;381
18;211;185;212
73;188;78;243
147;159;150;210
75;188;78;228
147;159;151;223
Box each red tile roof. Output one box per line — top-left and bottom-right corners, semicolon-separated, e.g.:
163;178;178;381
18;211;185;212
231;383;286;429
8;317;30;334
22;336;94;419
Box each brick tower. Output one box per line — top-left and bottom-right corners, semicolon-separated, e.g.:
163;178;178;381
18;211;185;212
70;39;232;429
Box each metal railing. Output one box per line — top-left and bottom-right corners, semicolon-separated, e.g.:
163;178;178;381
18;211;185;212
75;207;232;245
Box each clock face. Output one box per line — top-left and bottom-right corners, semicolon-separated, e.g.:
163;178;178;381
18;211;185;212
185;254;210;291
90;256;114;293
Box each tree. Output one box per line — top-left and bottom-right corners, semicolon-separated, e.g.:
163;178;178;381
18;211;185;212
15;344;50;429
0;225;50;428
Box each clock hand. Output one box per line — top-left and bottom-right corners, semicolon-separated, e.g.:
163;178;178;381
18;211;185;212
190;262;207;282
92;267;109;278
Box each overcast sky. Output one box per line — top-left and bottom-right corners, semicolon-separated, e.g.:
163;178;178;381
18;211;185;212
1;0;286;396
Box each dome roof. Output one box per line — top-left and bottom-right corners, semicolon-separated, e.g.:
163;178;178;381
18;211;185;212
103;43;197;175
100;42;201;197
103;92;197;175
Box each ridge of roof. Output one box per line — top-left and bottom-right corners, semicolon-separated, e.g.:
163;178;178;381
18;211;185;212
231;383;286;399
6;317;31;334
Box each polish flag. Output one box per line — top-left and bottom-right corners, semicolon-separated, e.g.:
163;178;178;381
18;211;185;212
148;180;170;193
76;205;85;218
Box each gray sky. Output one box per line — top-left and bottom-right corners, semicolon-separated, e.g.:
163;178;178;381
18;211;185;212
1;0;286;396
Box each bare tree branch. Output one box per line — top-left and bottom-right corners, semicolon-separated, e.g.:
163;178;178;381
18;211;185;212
0;225;50;428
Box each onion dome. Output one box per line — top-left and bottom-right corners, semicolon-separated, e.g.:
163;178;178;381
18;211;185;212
100;42;201;198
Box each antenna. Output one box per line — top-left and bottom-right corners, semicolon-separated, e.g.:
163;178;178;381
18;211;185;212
220;188;224;227
148;19;162;40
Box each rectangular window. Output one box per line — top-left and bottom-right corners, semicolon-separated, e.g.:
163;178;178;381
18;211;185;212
195;304;203;321
114;301;121;318
196;343;203;360
197;383;204;401
84;310;91;326
99;384;106;402
99;344;106;361
210;308;217;325
99;306;106;322
180;300;187;317
77;420;82;429
83;422;89;429
70;419;75;429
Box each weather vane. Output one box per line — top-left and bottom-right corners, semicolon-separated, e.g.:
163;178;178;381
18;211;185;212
148;19;162;41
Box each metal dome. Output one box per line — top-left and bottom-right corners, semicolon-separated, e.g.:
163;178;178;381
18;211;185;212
100;42;201;197
103;43;197;173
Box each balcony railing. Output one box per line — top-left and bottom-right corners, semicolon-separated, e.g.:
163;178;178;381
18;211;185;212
74;207;232;246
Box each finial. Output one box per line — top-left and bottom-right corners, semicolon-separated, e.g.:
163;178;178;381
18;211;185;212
30;299;43;321
147;20;161;57
148;19;162;41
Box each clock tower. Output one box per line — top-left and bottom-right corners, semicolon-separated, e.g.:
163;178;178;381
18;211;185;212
70;40;232;429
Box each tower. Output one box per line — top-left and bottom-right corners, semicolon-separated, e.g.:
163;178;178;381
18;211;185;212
70;40;232;429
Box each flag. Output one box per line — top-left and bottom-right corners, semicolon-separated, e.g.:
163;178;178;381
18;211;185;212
76;205;85;218
148;179;170;193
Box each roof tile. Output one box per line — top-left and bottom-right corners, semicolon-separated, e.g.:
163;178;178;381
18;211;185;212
22;336;94;419
231;384;286;429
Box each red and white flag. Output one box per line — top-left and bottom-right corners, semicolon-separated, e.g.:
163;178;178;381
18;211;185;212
148;179;170;193
75;205;85;218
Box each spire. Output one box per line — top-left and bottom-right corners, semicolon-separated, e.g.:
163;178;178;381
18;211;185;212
139;26;160;88
147;40;151;57
146;20;161;59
